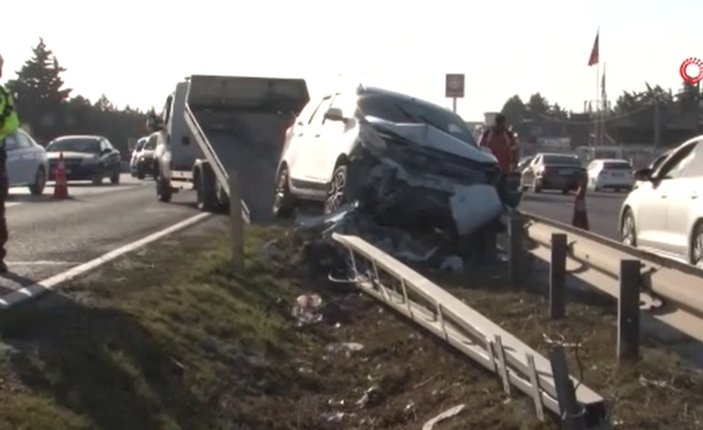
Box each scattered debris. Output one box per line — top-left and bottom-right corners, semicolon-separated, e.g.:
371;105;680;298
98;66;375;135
326;342;365;355
422;404;466;430
291;293;323;326
356;385;383;409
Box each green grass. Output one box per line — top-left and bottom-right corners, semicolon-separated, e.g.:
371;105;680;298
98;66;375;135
0;225;308;430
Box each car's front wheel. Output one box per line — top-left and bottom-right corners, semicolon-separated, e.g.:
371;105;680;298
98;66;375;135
323;164;348;215
690;221;703;269
29;166;46;195
621;208;637;247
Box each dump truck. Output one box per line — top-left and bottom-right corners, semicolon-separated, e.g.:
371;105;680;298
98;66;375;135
146;75;310;222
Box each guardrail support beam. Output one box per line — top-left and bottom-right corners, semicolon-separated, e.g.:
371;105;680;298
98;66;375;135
549;345;586;430
509;214;525;287
550;233;568;319
618;259;641;362
229;170;244;270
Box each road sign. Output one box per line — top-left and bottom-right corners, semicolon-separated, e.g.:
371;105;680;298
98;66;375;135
445;74;465;98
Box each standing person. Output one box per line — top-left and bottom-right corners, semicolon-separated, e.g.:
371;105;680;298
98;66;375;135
0;54;20;273
478;114;518;173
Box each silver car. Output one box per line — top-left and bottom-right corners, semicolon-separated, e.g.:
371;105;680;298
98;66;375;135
4;129;49;195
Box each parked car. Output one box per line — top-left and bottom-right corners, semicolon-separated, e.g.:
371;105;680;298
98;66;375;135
129;137;147;177
619;135;703;266
46;135;122;185
520;153;586;193
4;129;49;195
586;158;634;192
130;134;157;179
273;86;507;226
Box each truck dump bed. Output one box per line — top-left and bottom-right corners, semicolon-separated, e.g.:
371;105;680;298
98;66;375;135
184;75;309;222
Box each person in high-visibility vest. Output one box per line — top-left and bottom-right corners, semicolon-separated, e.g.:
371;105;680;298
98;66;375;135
0;54;20;273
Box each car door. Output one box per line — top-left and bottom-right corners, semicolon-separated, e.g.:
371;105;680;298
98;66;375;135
15;131;37;184
3;134;23;186
298;96;334;183
661;139;703;257
315;93;356;183
105;139;120;170
637;140;698;251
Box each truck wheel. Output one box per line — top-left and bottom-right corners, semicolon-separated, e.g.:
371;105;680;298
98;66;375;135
196;165;218;212
273;166;296;218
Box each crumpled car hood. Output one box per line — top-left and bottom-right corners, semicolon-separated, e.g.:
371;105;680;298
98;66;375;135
365;116;497;165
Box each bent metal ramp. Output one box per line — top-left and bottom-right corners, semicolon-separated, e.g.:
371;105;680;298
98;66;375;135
185;75;310;223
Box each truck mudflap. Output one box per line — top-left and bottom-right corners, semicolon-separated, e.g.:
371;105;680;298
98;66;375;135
184;75;310;222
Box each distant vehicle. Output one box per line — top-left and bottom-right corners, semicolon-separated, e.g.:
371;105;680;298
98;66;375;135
520;153;585;193
4;129;49;195
586;159;634;192
148;75;310;216
131;134;157;179
129;137;147;177
619;135;703;267
46;135;122;185
517;155;534;172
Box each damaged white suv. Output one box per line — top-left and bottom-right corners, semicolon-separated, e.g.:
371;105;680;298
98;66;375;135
273;86;508;236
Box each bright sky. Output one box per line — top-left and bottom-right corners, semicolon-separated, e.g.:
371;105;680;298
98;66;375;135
2;0;700;121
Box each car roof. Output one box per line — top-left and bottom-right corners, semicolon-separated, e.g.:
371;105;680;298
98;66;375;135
355;85;454;113
53;135;105;141
537;152;578;157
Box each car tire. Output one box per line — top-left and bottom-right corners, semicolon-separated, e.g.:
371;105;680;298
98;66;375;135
110;167;120;185
690;221;703;269
324;163;348;215
29;166;46;195
620;209;637;247
273;166;296;218
92;173;103;185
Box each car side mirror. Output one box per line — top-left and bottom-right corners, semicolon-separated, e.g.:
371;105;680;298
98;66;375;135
324;107;345;122
634;168;653;181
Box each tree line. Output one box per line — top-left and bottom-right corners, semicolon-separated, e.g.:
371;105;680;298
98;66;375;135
5;39;148;158
499;82;701;147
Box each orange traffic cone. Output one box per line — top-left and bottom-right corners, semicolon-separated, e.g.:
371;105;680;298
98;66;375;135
53;152;69;199
572;179;589;230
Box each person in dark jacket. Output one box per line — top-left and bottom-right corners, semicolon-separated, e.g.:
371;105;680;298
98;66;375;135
0;54;21;273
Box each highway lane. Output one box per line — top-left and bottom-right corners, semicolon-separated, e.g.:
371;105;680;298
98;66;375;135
519;189;627;240
0;174;205;292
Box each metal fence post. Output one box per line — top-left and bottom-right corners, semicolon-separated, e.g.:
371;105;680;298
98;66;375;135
618;259;641;362
229;170;244;270
550;233;567;319
549;345;586;430
509;214;524;287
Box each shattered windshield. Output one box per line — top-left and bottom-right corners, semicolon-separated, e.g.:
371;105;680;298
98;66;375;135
357;94;477;146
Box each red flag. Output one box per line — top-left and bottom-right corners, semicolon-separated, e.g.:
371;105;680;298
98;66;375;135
588;31;599;66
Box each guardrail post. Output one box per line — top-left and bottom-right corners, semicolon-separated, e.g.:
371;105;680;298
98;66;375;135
549;345;586;430
509;214;524;287
229;170;244;270
550;233;567;319
618;259;641;362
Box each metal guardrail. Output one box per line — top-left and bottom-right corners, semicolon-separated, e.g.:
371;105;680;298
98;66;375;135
332;233;609;428
520;211;703;343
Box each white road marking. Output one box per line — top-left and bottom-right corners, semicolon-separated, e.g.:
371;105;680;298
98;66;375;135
0;212;212;308
6;261;79;266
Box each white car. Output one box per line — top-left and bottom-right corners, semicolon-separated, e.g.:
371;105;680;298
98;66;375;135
619;135;703;266
273;86;503;221
586;158;634;192
4;129;49;195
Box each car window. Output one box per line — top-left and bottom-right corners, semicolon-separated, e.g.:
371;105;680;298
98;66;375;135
4;135;19;151
602;161;631;170
308;97;333;126
135;139;146;152
542;155;581;165
656;141;698;179
47;138;100;153
681;140;703;178
144;136;157;150
16;132;32;149
357;94;477;146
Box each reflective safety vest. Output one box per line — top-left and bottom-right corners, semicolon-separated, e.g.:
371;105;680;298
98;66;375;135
0;85;20;141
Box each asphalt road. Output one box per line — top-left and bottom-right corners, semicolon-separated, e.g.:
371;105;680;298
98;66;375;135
0;174;205;293
519;189;627;240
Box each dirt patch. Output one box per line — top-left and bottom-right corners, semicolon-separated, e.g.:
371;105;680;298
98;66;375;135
0;222;700;430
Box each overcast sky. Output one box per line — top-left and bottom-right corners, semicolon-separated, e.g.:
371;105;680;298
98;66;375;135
1;0;700;121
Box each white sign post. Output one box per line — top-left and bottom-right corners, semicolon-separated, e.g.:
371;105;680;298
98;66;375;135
445;73;465;113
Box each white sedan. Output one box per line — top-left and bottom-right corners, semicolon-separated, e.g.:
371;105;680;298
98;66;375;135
586;158;634;192
619;135;703;266
5;129;49;195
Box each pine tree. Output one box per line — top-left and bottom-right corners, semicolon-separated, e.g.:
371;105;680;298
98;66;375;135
6;38;72;139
